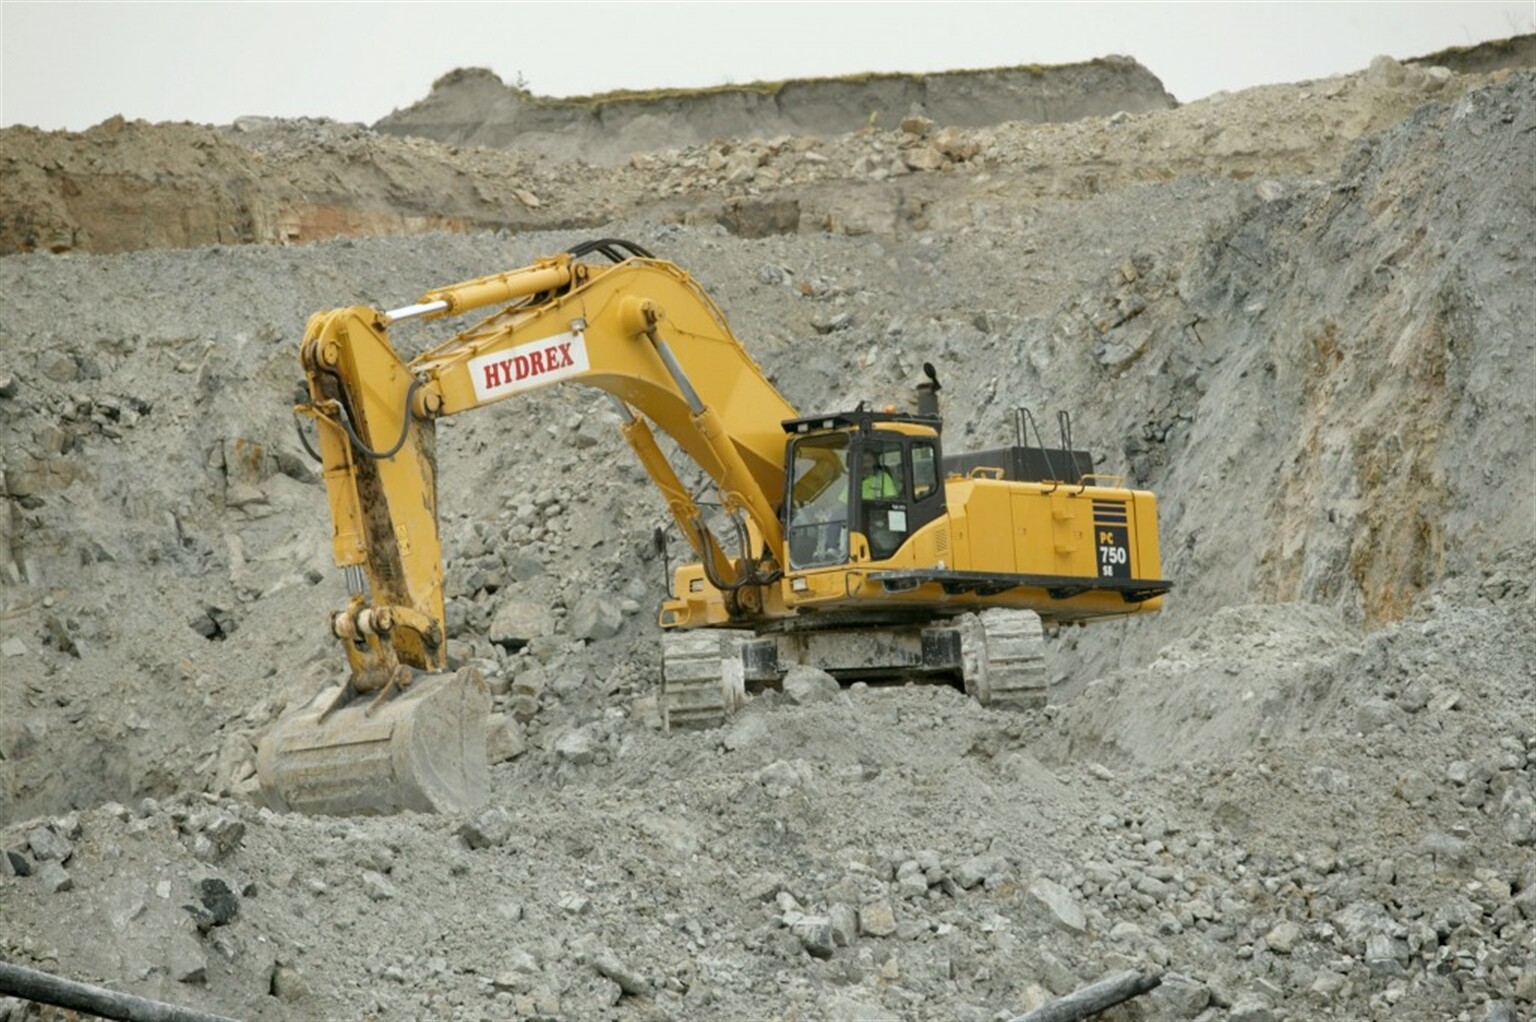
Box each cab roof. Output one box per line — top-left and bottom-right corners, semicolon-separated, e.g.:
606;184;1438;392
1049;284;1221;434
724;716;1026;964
782;409;941;437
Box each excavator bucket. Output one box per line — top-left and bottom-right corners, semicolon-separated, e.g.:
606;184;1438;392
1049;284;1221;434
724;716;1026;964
256;667;490;816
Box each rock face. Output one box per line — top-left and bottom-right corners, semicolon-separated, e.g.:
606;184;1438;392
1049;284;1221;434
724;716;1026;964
373;59;1178;165
1;49;1510;256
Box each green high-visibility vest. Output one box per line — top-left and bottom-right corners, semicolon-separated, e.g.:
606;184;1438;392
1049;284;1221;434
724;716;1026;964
862;470;898;499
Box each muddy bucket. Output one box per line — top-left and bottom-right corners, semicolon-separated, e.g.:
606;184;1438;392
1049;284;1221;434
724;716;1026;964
256;667;490;816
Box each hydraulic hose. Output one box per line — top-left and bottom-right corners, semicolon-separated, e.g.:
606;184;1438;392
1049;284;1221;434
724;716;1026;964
298;376;424;463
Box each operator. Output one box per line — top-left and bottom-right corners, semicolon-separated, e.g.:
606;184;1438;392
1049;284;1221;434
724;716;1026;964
861;451;900;500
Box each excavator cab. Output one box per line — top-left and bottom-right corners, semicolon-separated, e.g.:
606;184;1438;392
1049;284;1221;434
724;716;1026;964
783;414;946;569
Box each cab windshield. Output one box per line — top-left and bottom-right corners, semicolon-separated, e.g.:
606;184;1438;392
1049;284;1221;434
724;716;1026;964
786;434;850;568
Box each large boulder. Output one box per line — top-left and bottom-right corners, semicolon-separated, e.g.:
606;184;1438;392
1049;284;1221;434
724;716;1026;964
489;600;554;649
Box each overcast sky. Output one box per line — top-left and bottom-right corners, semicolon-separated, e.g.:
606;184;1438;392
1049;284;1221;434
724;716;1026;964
2;1;1532;131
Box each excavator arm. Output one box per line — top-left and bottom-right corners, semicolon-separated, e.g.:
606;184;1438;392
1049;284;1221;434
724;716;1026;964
261;243;801;815
302;246;798;674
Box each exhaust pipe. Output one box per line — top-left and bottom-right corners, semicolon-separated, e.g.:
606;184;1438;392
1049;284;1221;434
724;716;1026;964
916;362;942;419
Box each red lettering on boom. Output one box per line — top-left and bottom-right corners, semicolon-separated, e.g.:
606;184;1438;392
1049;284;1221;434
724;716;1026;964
480;338;582;394
484;359;515;390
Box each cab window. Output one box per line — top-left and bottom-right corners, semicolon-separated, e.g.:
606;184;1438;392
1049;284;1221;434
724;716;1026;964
786;434;850;569
912;441;938;500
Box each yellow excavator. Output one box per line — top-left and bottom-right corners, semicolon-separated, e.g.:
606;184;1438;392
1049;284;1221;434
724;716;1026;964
256;239;1169;816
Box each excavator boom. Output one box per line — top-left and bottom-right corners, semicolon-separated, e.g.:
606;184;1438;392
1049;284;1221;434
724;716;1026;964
261;243;806;814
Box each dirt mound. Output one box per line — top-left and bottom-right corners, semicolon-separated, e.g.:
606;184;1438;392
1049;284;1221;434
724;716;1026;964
2;52;1536;1022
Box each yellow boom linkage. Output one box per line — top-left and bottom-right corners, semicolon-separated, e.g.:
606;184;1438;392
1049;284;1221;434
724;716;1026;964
260;246;803;814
